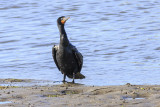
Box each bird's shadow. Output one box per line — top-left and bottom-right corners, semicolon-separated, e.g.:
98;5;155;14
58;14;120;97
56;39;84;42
52;81;84;86
62;81;84;86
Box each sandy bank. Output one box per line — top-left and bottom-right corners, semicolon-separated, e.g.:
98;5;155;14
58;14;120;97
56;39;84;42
0;79;160;107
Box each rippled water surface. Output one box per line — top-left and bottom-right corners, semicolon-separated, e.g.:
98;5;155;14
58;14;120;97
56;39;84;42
1;0;160;86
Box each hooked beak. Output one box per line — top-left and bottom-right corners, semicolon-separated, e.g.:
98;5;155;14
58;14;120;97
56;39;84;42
61;17;70;24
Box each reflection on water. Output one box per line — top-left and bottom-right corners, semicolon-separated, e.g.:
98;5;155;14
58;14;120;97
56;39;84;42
0;0;160;86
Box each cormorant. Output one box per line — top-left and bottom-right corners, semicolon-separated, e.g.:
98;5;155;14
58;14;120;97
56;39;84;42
52;16;85;83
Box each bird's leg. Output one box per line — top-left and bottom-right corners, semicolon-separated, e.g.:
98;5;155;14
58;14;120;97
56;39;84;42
72;72;75;83
63;73;66;83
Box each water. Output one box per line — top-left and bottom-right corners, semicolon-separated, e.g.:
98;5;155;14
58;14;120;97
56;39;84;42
122;96;145;100
0;101;12;104
125;97;145;100
0;0;160;86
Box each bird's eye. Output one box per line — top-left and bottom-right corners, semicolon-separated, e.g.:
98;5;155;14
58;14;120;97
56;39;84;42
61;18;63;20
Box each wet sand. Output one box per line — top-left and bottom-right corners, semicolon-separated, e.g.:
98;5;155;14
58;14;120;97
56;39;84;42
0;79;160;107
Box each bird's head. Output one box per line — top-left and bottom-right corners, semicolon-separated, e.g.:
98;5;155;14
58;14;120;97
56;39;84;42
57;16;70;25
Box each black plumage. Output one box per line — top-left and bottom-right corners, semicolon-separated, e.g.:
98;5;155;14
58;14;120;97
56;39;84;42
52;16;85;83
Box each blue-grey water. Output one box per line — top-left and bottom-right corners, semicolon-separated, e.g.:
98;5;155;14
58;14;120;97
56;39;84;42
0;0;160;86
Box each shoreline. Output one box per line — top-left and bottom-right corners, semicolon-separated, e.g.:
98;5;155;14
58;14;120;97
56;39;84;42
0;78;160;107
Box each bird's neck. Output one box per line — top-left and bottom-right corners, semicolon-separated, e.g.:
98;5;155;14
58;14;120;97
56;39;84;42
58;24;69;46
58;24;66;35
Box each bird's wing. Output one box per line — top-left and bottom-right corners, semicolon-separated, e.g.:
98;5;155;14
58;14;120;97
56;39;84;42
52;45;60;71
70;44;83;72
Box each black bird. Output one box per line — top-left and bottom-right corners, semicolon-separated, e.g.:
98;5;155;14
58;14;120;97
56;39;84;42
52;16;85;83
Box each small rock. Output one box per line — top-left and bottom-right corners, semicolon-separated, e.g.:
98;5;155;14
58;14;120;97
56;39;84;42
126;83;131;86
123;92;128;94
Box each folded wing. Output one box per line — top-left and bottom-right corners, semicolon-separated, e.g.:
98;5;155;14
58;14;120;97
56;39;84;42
71;44;83;72
52;45;60;71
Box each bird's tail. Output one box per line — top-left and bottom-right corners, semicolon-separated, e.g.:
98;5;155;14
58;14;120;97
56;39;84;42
75;72;85;79
67;72;85;79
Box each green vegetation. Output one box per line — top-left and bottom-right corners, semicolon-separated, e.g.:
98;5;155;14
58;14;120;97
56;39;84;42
6;79;24;82
0;86;19;89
